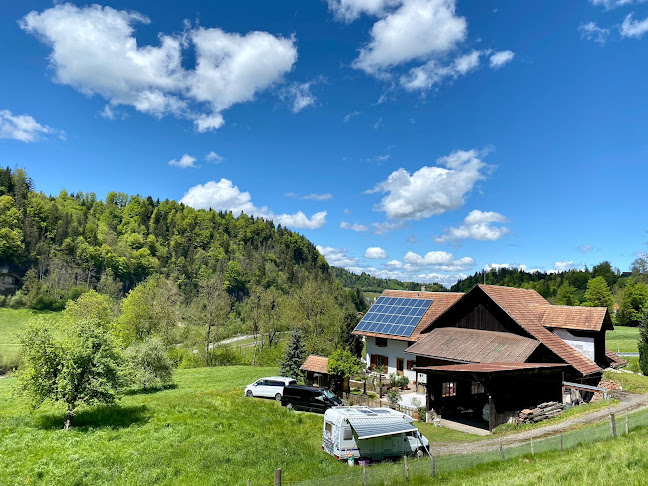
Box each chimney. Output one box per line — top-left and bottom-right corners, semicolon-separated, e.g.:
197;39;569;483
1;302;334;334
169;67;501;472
420;285;426;292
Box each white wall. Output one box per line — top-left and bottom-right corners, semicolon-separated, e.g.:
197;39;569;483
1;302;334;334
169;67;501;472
366;337;424;384
552;329;595;362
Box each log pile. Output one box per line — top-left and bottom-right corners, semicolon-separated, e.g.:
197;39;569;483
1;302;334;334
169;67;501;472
518;401;565;423
592;380;622;401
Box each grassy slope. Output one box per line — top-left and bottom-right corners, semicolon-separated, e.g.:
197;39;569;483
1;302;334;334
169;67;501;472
0;309;61;363
408;428;648;486
0;366;475;486
606;326;639;353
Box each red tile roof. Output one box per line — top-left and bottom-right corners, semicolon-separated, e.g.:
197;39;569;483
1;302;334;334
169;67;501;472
477;285;602;376
300;355;329;374
352;290;463;341
604;348;627;369
405;328;539;363
414;362;567;373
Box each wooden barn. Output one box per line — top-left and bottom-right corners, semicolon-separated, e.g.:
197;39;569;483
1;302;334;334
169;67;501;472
406;284;622;431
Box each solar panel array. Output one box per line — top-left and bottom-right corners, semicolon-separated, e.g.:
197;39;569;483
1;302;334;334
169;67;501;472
354;296;434;337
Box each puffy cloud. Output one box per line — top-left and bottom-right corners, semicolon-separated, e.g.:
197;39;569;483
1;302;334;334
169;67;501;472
386;260;403;268
205;151;224;163
316;245;360;267
352;0;467;75
281;81;317;113
489;50;515;69
553;261;577;272
168;154;198;168
483;263;542;273
368;148;491;220
435;210;510;243
20;4;297;131
180;178;327;229
0;109;55;142
340;221;370;232
400;50;481;91
327;0;398;22
365;247;388;259
578;22;610;44
403;250;474;272
620;13;648;38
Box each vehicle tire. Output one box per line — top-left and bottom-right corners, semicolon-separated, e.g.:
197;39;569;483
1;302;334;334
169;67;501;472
287;403;293;410
416;449;424;459
246;390;253;398
275;393;282;401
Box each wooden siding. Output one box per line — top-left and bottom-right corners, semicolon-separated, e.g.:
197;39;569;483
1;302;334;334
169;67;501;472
455;304;508;332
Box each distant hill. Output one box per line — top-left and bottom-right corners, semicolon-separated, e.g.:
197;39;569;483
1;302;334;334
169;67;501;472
332;266;447;294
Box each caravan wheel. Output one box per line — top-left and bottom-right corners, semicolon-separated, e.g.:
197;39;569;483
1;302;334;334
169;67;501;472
416;449;424;459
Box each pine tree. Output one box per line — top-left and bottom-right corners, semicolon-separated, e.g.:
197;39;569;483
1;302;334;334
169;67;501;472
279;328;306;379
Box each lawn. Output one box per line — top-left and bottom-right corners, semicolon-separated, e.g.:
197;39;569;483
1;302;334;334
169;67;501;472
606;325;639;353
603;370;648;394
0;308;62;370
0;365;477;486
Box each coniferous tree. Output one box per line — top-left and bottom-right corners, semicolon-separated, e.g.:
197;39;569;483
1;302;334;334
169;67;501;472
279;327;306;380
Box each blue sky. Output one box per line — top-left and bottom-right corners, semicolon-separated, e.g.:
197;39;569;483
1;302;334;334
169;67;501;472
1;0;647;286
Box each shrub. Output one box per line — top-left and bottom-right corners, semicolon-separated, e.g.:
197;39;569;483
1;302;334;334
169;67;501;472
389;372;399;388
122;338;173;390
386;388;400;408
417;406;427;421
398;375;409;388
7;291;25;309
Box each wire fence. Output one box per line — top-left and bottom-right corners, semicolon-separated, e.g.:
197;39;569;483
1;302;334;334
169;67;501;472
248;407;648;486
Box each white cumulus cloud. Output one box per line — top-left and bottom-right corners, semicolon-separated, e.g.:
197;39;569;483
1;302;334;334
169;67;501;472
368;148;491;220
352;0;467;75
316;245;360;267
169;154;197;168
435;210;510;243
591;0;642;10
621;13;648;38
489;50;515;69
365;247;388;259
205;151;224;163
180;178;327;229
20;4;297;131
403;250;474;272
281;81;317;113
0;109;56;142
401;50;481;91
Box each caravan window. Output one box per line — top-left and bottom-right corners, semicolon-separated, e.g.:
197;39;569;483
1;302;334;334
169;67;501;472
342;427;353;440
325;422;333;434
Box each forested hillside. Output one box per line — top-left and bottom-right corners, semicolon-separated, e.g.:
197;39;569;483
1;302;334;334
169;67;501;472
452;262;648;326
332;266;447;294
0;168;365;364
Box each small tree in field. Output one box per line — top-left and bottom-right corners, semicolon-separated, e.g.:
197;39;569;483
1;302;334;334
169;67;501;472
638;310;648;375
19;317;121;429
122;337;173;390
279;328;306;379
327;348;362;395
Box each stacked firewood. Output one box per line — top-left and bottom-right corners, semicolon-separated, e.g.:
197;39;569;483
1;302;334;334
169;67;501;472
518;401;565;423
592;380;622;401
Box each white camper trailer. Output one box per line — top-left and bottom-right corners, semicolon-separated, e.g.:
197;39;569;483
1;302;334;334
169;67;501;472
322;407;430;461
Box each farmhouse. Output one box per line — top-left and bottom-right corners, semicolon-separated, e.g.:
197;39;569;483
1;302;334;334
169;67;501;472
353;285;625;431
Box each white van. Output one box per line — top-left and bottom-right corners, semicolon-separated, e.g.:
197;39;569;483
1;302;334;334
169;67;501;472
323;406;430;461
244;376;297;400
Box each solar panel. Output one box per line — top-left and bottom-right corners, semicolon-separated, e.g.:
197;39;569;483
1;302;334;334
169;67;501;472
354;296;434;337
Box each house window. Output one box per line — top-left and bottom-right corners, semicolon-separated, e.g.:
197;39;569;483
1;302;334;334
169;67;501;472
406;360;415;371
441;382;456;398
471;381;485;395
371;354;388;369
375;337;388;347
396;358;404;375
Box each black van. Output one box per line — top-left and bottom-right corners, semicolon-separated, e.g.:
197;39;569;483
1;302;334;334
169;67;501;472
281;385;342;413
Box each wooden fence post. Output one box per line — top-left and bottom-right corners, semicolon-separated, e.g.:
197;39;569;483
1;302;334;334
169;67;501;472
431;455;436;477
363;462;368;486
530;437;534;456
499;441;506;461
247;480;250;486
610;413;617;439
560;434;563;451
274;468;282;486
626;410;629;435
403;455;409;482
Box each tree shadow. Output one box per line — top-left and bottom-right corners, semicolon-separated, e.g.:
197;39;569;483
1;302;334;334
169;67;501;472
36;404;149;430
122;383;178;396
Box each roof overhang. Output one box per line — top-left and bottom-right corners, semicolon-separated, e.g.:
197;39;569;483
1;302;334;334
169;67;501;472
414;362;568;374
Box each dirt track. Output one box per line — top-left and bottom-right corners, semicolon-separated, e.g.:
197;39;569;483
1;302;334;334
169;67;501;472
428;391;648;456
